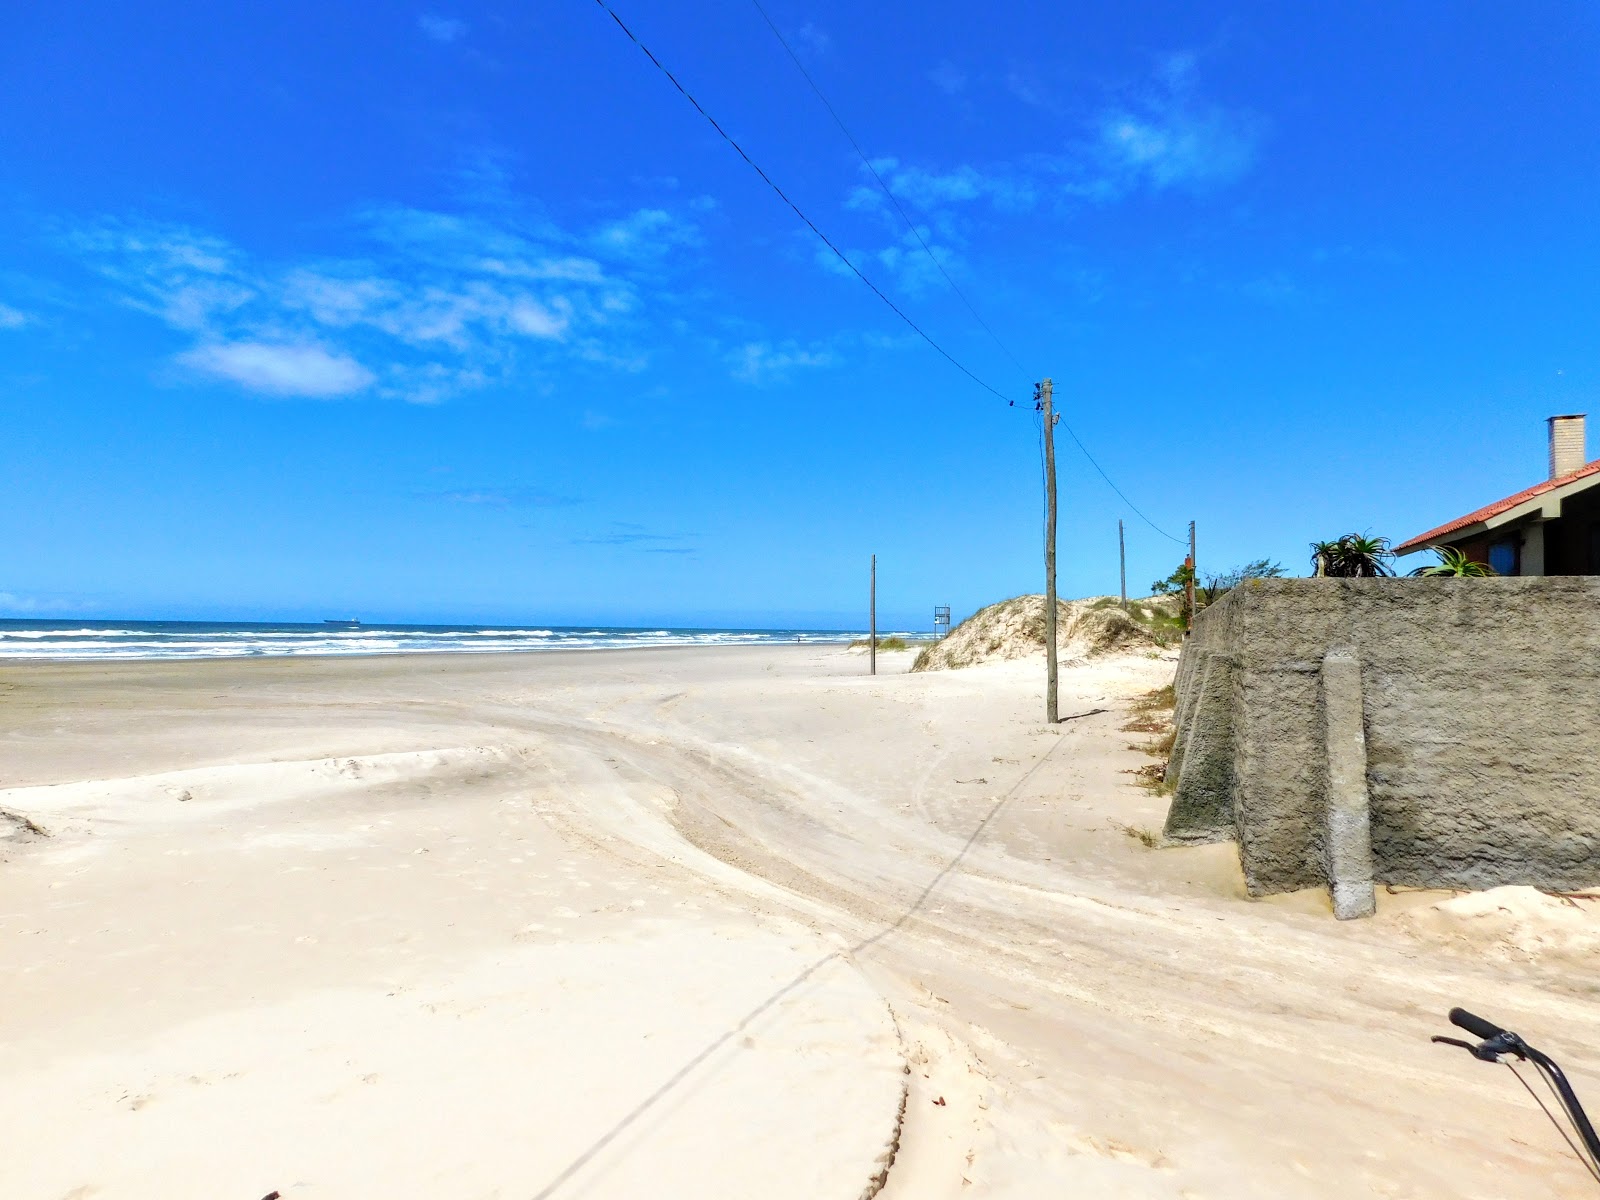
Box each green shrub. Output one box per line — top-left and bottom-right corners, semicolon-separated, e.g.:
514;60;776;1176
849;635;914;652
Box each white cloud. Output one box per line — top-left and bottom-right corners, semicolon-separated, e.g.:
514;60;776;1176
507;298;569;339
178;341;375;397
590;208;701;260
1096;107;1256;190
0;590;95;613
65;197;707;402
429;486;579;508
847;158;1035;215
0;302;27;329
279;275;577;351
729;340;837;384
281;271;397;326
838;157;1035;292
479;255;608;284
829;52;1257;297
793;23;830;57
418;14;466;43
1005;71;1050;108
870;231;961;297
1091;52;1259;192
68;221;256;330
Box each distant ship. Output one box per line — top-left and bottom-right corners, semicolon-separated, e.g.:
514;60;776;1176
323;618;361;628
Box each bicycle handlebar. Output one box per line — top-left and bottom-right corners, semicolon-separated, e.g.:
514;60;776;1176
1438;1006;1600;1179
1450;1007;1508;1042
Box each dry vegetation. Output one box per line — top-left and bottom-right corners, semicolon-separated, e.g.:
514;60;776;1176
1111;821;1161;848
1123;682;1178;793
847;636;916;652
911;594;1182;673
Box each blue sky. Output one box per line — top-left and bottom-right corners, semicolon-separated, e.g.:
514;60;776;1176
3;2;1598;627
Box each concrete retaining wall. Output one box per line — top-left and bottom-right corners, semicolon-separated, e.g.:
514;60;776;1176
1163;578;1600;913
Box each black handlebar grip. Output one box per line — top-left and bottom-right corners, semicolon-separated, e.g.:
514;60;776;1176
1450;1007;1508;1041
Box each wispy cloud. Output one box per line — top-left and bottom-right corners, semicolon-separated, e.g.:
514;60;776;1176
1237;273;1304;306
418;14;466;44
62;198;704;402
728;339;837;384
928;61;966;96
428;486;581;508
830;51;1257;294
0;302;29;329
792;22;830;58
575;522;695;553
0;590;94;613
1005;69;1051;109
858;55;1257;216
846;158;1036;216
66;221;255;330
177;341;375;398
589;208;701;262
1090;53;1259;193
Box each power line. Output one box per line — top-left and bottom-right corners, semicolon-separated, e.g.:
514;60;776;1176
1056;421;1189;545
592;0;1014;407
593;0;1189;549
748;0;1032;388
744;2;1186;548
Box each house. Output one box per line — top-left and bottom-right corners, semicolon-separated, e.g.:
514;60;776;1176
1395;414;1600;575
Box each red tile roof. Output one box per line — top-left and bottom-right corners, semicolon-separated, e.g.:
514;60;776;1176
1395;458;1600;553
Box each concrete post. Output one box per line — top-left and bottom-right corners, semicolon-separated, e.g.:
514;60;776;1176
1321;649;1376;919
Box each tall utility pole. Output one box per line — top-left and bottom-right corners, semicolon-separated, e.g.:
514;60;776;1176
1186;520;1197;632
1118;519;1127;610
869;553;877;676
1040;378;1059;724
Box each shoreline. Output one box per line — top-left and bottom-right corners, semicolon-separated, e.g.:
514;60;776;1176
0;637;868;673
0;617;923;668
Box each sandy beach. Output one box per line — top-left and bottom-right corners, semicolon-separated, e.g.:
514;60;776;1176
3;643;1598;1198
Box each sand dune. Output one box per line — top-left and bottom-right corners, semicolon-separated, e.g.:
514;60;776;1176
2;644;1598;1197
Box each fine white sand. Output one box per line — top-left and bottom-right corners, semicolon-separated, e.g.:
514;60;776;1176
2;643;1598;1198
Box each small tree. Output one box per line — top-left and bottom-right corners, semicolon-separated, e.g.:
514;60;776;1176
1150;563;1193;596
1197;558;1285;606
1151;562;1196;626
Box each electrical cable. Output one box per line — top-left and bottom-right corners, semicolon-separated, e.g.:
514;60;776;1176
1056;421;1188;545
746;1;1185;548
593;0;1014;407
748;0;1032;387
595;0;1189;548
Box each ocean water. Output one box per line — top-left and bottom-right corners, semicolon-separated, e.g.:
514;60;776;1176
0;620;885;662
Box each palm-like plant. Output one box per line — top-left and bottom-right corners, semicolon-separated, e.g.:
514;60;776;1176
1310;540;1341;577
1409;546;1496;577
1310;533;1395;577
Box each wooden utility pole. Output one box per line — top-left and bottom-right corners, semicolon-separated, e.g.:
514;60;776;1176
1186;520;1197;632
869;553;877;676
1040;379;1059;724
1118;519;1127;610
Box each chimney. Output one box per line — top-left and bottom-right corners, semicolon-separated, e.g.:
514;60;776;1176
1548;413;1587;480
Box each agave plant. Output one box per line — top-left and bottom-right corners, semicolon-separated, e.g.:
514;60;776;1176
1409;546;1496;577
1310;533;1395;578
